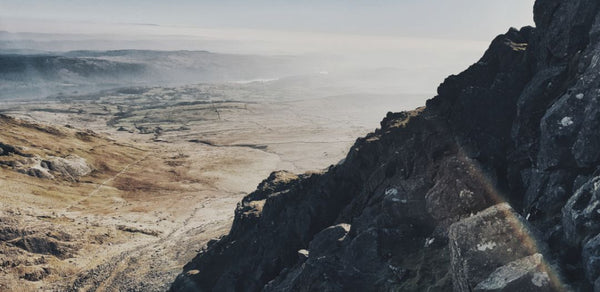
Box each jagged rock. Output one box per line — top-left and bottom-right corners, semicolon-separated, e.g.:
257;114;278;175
583;234;600;287
20;166;55;180
171;1;600;291
425;156;492;232
449;203;540;291
474;254;552;292
562;176;600;247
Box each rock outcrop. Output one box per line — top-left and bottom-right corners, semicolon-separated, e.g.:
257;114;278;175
172;0;600;291
449;203;557;291
43;155;92;179
0;143;92;181
474;253;552;292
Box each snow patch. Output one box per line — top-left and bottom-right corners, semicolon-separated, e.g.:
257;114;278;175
476;241;497;251
576;93;585;100
560;117;574;127
594;180;600;191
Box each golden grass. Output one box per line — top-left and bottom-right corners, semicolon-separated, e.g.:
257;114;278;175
0;115;149;210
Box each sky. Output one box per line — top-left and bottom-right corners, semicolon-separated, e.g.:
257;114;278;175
1;0;535;40
0;0;537;93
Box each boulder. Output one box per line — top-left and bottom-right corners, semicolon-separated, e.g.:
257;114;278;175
449;203;539;291
425;156;492;231
45;154;92;178
474;253;553;292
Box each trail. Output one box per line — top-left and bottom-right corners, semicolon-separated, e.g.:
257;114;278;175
69;195;235;292
64;151;152;212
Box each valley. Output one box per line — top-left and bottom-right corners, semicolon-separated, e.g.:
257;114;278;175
0;80;421;291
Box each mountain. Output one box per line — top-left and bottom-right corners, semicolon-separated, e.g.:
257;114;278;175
0;50;320;100
0;54;150;99
171;0;600;291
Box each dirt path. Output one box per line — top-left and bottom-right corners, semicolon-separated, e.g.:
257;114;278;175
68;194;238;292
94;205;205;291
64;151;153;212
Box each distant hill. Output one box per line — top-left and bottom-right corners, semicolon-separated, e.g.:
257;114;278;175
0;54;147;79
0;50;317;100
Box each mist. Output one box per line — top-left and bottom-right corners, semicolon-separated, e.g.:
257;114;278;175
0;0;532;103
1;0;535;102
0;27;512;102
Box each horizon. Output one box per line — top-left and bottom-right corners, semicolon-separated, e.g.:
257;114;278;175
0;1;535;40
0;1;539;99
1;1;535;56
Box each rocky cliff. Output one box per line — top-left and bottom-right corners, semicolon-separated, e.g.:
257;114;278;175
171;0;600;291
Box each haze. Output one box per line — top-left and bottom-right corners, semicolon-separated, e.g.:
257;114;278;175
1;1;535;39
1;1;535;96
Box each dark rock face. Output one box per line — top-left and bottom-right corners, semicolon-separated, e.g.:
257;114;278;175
583;234;600;286
562;176;600;248
172;0;600;291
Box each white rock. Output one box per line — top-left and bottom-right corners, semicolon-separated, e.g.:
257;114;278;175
476;241;497;251
560;117;574;127
459;189;474;198
385;188;398;196
424;237;435;247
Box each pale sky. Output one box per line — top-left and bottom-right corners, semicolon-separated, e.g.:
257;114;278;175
1;1;535;39
0;0;537;91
